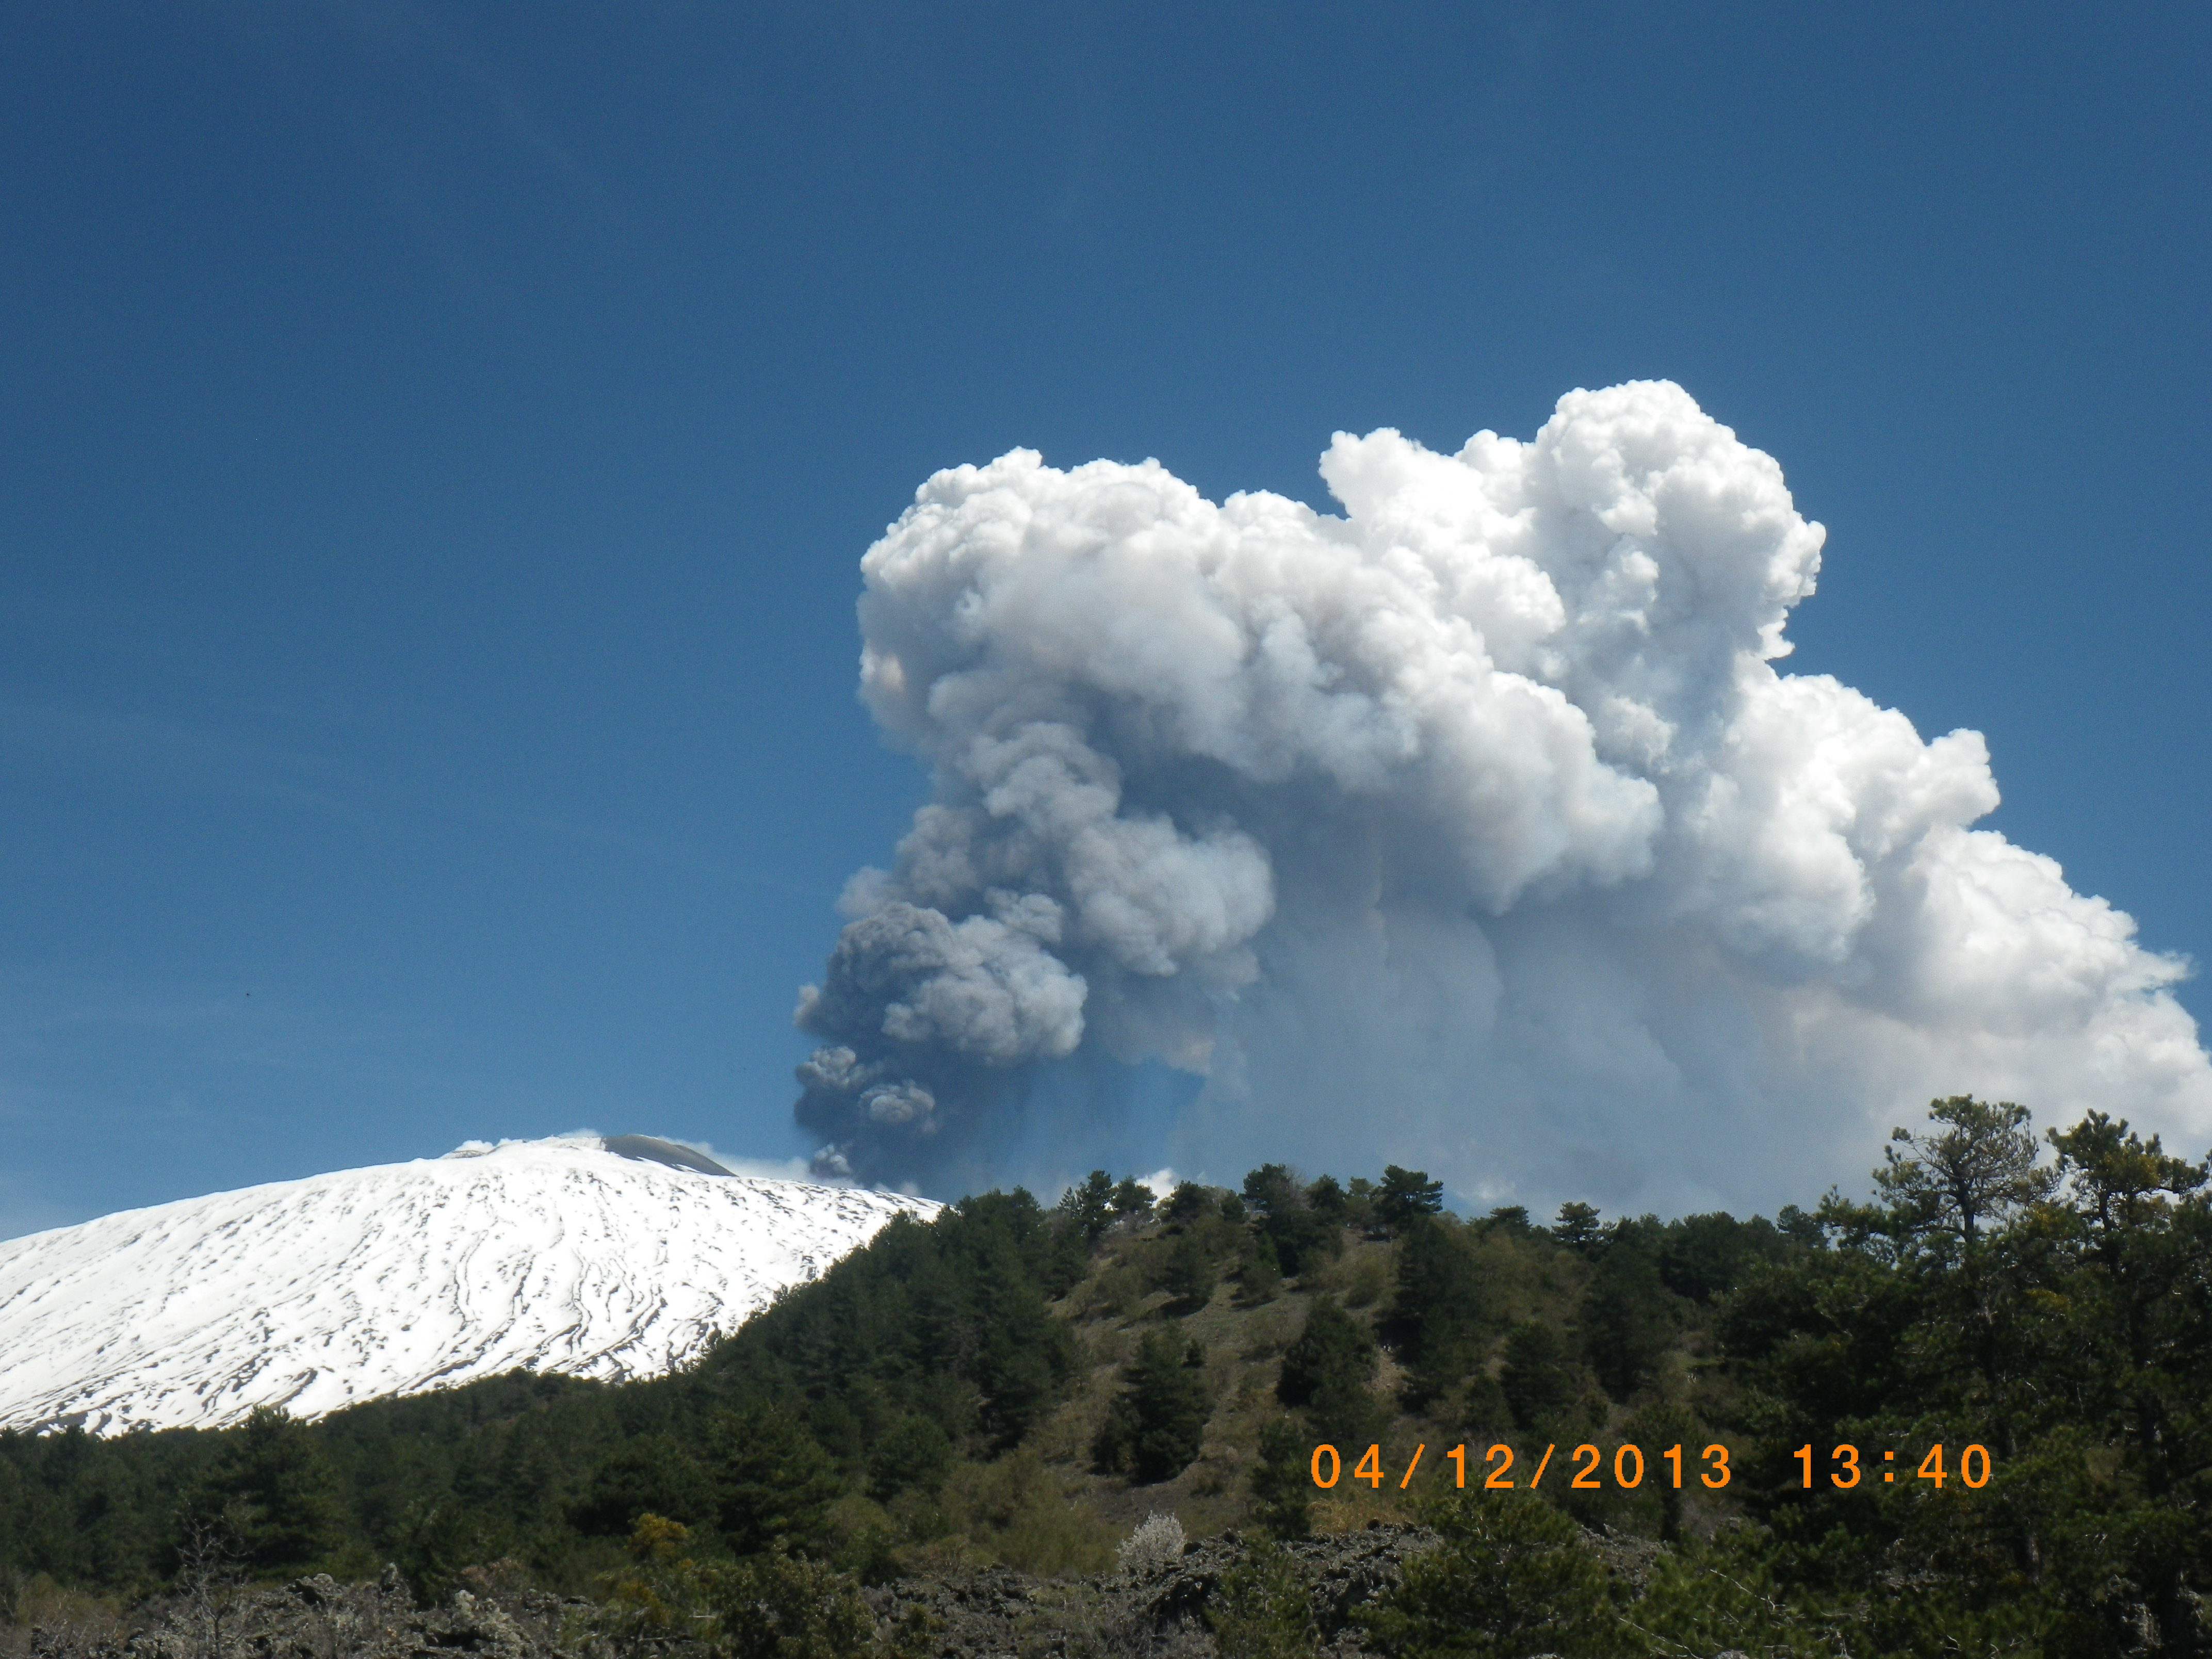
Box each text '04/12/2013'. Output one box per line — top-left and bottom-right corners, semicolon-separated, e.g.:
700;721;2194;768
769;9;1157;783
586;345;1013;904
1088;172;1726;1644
1307;1443;1997;1491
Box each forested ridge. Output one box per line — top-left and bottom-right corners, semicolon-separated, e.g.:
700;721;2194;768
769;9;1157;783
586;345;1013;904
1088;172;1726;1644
3;1098;2207;1658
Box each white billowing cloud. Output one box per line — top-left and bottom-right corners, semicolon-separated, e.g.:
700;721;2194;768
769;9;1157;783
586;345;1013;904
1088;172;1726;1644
793;381;2212;1213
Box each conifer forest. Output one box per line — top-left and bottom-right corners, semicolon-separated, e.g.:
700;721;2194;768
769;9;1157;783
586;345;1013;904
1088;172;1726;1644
2;1098;2206;1658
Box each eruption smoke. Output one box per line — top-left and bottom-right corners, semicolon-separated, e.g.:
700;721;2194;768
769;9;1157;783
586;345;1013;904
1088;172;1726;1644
795;381;2212;1212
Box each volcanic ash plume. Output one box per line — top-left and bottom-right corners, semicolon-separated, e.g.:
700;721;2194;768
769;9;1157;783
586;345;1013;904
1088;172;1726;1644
793;381;2212;1211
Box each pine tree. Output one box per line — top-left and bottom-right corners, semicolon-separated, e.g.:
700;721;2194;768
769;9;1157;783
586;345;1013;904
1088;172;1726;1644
1163;1182;1215;1225
208;1407;344;1574
1875;1095;2056;1250
1276;1297;1375;1409
1061;1170;1117;1246
1383;1215;1494;1402
866;1416;952;1504
1553;1200;1604;1254
1277;1297;1384;1450
1240;1166;1342;1277
1093;1332;1212;1484
1579;1233;1674;1401
1374;1166;1444;1234
1242;1165;1302;1216
710;1405;844;1557
575;1434;714;1535
1499;1319;1592;1437
1160;1229;1218;1312
1305;1176;1350;1224
1111;1178;1156;1224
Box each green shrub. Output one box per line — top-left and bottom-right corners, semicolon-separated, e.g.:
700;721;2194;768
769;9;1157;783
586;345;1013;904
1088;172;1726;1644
1080;1260;1146;1321
1358;1491;1621;1658
1240;1232;1283;1304
936;1451;1114;1575
1248;1419;1314;1541
710;1549;873;1659
1208;1536;1318;1658
1339;1252;1390;1310
1624;1526;1854;1659
591;1514;714;1656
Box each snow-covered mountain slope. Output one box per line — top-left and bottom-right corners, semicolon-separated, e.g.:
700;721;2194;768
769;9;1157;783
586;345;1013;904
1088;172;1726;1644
0;1136;938;1435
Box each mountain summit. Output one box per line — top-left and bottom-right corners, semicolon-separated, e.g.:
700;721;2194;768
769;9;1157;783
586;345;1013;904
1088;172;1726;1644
0;1136;936;1435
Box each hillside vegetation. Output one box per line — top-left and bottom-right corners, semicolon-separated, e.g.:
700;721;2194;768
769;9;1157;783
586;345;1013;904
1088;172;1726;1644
3;1097;2208;1658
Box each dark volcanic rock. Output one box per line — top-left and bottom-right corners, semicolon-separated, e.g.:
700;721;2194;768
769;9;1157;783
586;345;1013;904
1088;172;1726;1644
9;1526;1438;1659
11;1572;588;1659
865;1522;1437;1658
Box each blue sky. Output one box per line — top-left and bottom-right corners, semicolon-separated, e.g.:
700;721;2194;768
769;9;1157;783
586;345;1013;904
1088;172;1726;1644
2;2;2207;1232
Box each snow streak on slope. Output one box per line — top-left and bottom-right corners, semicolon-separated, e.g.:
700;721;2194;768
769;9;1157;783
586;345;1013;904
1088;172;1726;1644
0;1136;937;1434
